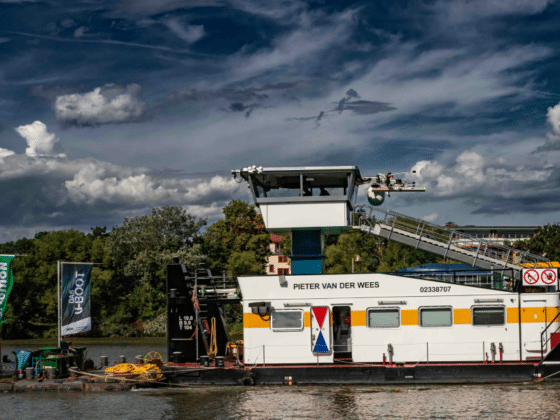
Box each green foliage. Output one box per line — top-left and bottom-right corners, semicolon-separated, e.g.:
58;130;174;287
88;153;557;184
325;230;440;274
280;235;292;258
0;230;112;339
108;206;206;321
377;241;440;272
228;251;264;276
325;232;380;274
0;206;206;339
201;200;271;275
515;224;560;262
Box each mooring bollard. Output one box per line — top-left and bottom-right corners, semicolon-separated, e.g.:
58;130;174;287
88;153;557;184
119;355;126;364
200;355;209;367
100;356;108;367
45;366;57;379
135;355;144;365
25;367;34;380
215;356;225;367
172;351;182;363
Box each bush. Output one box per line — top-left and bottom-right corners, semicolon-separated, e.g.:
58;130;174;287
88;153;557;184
143;312;167;337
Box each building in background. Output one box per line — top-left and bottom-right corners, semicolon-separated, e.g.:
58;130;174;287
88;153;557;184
267;234;291;275
444;223;538;246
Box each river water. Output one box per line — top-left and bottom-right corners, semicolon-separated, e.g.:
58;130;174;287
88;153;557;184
2;338;560;419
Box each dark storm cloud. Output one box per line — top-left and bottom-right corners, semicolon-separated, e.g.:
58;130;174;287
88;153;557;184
472;195;560;215
118;0;226;15
337;99;397;115
155;81;303;117
289;89;396;125
162;82;300;107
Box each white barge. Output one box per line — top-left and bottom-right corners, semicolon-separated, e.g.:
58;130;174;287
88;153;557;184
165;165;560;385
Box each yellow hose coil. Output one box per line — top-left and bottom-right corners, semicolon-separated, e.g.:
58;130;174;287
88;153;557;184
105;363;163;381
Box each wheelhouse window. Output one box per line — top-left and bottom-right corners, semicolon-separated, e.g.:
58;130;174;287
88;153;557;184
472;306;505;326
420;307;452;327
271;310;303;331
367;308;400;328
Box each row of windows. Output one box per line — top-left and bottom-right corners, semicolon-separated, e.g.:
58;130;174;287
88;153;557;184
269;306;506;331
368;306;505;328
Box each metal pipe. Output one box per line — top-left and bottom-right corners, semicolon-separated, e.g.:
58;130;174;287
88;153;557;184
499;343;503;364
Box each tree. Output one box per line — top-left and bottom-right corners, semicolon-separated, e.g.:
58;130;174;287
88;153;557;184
108;206;206;323
201;200;271;276
325;232;380;274
0;230;109;339
377;241;440;272
516;224;560;262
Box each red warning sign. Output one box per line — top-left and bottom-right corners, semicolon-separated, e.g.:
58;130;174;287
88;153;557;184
541;269;557;285
524;269;539;285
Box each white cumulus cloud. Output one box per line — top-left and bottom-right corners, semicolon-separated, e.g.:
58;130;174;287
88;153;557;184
64;161;243;205
411;151;551;198
0;148;15;160
54;84;146;126
14;121;64;157
547;102;560;136
164;18;205;44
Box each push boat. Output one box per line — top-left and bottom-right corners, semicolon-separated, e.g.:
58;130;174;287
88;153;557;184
161;165;560;386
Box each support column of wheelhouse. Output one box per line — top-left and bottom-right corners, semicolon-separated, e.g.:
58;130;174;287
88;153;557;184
290;229;324;275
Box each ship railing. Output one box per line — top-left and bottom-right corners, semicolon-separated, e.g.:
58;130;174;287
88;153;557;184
541;311;560;361
192;274;241;301
352;206;550;270
243;340;521;365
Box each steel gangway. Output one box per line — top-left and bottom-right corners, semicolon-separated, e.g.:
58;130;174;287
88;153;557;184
352;206;551;282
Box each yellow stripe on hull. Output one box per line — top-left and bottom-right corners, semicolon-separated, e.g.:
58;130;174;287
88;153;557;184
244;306;560;328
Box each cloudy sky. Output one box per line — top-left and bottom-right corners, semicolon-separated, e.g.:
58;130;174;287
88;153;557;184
1;0;560;242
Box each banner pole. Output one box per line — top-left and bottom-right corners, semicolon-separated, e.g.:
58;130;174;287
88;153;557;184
57;261;61;348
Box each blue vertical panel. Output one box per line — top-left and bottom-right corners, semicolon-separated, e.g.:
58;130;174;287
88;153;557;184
292;230;322;255
291;229;324;275
292;259;323;275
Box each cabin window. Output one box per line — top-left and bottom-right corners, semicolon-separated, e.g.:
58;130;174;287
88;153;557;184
271;310;303;331
472;306;505;326
367;308;400;328
419;307;452;327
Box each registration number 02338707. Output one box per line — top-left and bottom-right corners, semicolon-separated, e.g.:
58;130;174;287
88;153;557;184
420;286;451;293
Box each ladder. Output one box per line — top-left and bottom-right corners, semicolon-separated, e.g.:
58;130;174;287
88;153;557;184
352;206;550;282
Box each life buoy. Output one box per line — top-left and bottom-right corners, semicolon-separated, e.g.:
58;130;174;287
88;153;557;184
241;376;254;386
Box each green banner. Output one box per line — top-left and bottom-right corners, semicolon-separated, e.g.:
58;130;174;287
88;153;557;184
0;255;14;325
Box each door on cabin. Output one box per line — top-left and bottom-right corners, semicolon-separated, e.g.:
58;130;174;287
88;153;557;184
311;306;331;356
332;306;352;360
520;298;548;357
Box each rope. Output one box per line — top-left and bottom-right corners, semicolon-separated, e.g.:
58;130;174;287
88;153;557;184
208;317;218;358
192;288;200;312
189;327;198;340
537;368;560;382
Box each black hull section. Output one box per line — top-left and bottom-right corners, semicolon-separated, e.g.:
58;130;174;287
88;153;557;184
168;363;558;386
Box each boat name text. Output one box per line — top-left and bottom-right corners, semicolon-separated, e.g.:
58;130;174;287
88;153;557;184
294;282;379;290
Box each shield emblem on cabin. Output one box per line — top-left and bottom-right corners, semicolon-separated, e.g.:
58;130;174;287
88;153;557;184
311;306;331;354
